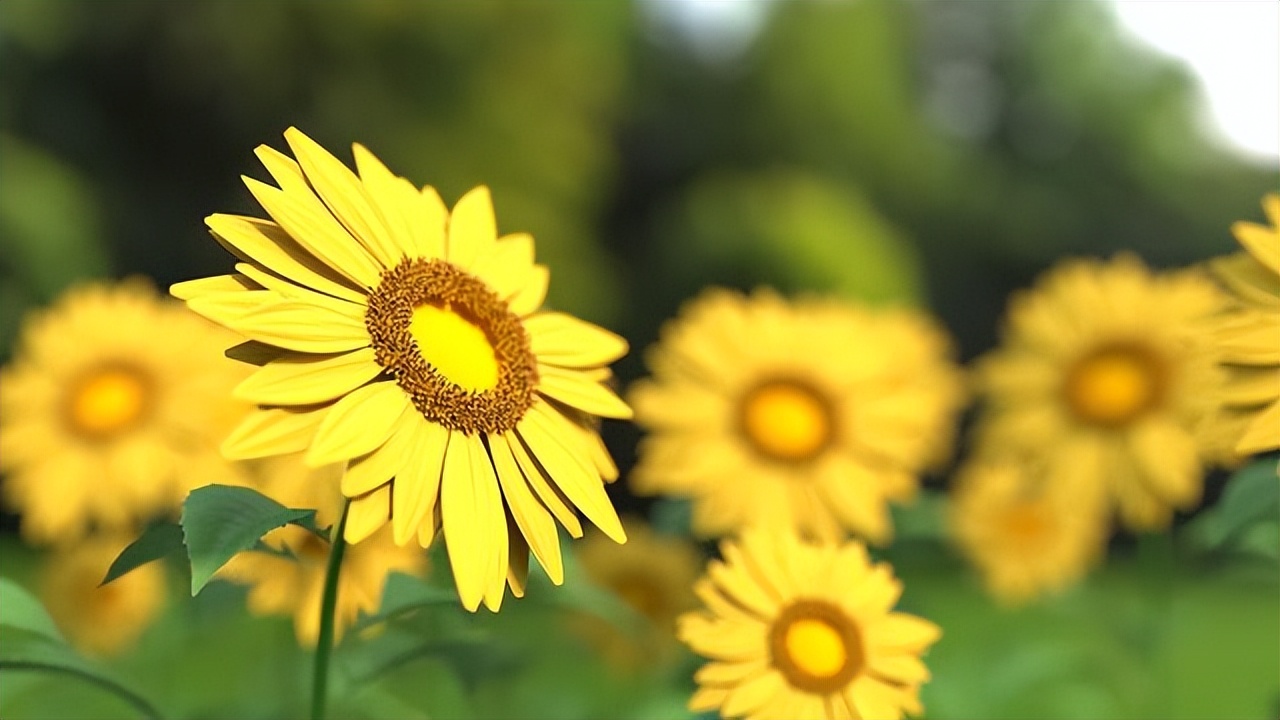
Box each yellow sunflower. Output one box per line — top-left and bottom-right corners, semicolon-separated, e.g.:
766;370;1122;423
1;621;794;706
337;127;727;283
949;458;1107;605
218;454;427;646
0;279;252;544
173;128;630;612
575;516;701;667
629;288;964;544
679;531;940;720
40;535;167;657
974;254;1229;531
1208;194;1280;455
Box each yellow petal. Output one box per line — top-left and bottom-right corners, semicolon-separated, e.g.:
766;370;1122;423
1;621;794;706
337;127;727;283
515;401;625;543
223;300;372;355
307;382;412;466
1233;219;1280;275
688;687;729;713
170;274;255;300
471;232;535;300
509;265;548;316
283;129;402;270
720;671;785;718
446;186;497;270
440;433;506;611
186;289;276;326
345;484;391;544
1239;400;1280;454
489;431;564;584
526;312;629;368
352;143;416;262
536;365;633;419
235;348;383;406
205;214;366;303
245;176;383;288
503;430;583;537
506;528;529;598
392;416;449;546
411;186;449;260
341;416;415;498
418;504;442;549
222;407;325;460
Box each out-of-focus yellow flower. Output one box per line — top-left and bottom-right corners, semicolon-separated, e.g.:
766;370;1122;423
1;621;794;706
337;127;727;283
950;458;1107;605
41;536;166;657
630;288;964;544
1208;194;1280;456
575;517;700;667
679;531;940;720
173;128;631;612
0;280;251;544
218;455;427;646
974;254;1229;531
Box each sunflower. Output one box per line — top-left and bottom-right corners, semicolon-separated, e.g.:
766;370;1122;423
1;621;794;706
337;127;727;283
218;454;427;646
575;516;701;667
973;254;1229;531
0;280;252;544
629;288;964;544
1208;194;1280;456
949;457;1107;605
679;531;940;720
173;128;630;612
41;535;167;657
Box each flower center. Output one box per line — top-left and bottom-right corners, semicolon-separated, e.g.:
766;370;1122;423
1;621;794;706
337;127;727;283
1002;502;1048;543
769;600;863;693
66;366;149;439
1064;344;1163;427
365;258;537;435
409;304;499;392
740;381;832;462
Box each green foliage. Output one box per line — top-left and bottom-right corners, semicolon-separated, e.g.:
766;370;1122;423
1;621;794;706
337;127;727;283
0;578;63;642
1188;460;1280;558
180;485;320;595
101;522;185;587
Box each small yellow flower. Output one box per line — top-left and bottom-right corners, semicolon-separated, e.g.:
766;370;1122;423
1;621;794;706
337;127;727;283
950;458;1107;605
1208;194;1280;456
0;280;251;544
630;288;964;544
41;536;166;657
679;531;940;720
974;254;1229;531
218;454;427;646
173;128;631;611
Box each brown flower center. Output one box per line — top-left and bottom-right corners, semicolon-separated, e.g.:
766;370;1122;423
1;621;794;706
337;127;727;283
364;258;537;435
1063;342;1164;427
769;599;864;694
739;380;834;463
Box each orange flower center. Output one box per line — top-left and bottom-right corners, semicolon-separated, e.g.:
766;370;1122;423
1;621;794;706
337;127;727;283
1063;344;1163;427
740;381;833;463
66;366;150;439
769;599;864;693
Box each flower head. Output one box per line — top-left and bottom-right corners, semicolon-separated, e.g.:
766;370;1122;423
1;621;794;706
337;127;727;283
174;128;630;611
679;531;940;720
1208;194;1280;456
630;288;964;544
0;280;251;544
218;455;427;646
41;536;166;657
974;254;1229;530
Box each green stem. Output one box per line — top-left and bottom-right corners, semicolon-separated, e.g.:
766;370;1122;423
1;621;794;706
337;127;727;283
0;660;163;720
310;499;351;720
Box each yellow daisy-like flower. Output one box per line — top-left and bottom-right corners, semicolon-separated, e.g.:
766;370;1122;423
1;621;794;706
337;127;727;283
630;288;964;544
0;280;251;544
575;517;701;667
679;531;940;720
974;254;1229;531
218;454;427;646
41;536;167;657
1209;194;1280;455
949;458;1107;605
173;128;630;611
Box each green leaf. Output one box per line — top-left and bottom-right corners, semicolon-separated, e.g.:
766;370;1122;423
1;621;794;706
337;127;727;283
100;522;184;587
1191;460;1280;551
0;628;163;720
0;578;63;642
351;572;461;633
181;484;319;595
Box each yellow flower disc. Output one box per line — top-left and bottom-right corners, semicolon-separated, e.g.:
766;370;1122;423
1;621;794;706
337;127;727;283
740;381;832;462
68;367;149;438
1064;346;1161;426
410;304;499;392
785;617;848;679
768;599;864;693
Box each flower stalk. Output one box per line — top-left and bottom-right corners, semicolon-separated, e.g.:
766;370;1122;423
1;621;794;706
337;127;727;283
310;498;351;720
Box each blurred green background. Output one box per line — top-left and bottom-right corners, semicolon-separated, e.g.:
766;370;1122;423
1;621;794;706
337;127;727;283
0;1;1276;718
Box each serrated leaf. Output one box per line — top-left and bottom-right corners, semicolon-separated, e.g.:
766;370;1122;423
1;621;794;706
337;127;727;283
0;629;162;719
0;578;63;642
101;522;184;587
181;484;319;595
